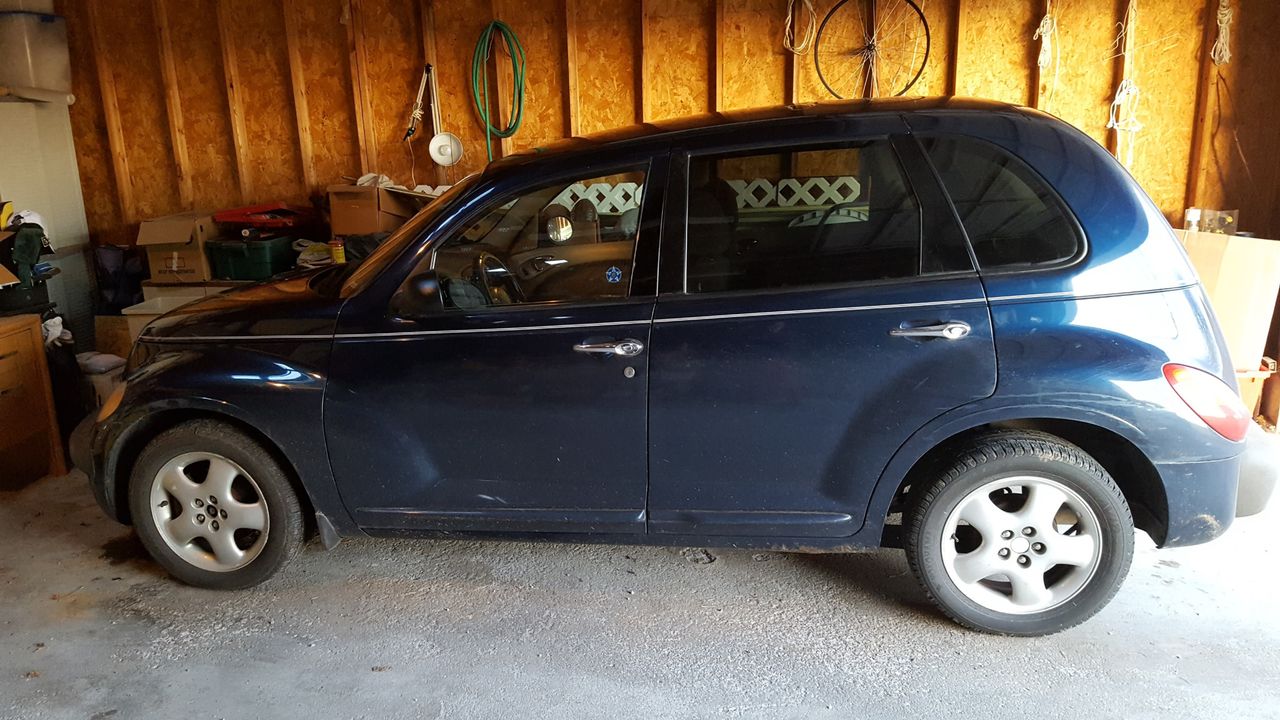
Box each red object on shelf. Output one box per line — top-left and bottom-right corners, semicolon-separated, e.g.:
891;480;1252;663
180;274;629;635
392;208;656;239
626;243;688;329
213;203;319;229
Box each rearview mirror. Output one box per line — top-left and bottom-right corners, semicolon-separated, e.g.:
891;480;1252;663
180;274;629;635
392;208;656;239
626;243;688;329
392;270;444;319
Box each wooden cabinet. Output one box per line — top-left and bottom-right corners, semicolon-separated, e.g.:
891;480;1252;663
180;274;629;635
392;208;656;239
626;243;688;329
0;314;67;489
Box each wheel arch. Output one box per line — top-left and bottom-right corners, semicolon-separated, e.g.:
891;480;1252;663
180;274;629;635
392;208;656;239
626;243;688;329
873;412;1169;547
107;403;316;530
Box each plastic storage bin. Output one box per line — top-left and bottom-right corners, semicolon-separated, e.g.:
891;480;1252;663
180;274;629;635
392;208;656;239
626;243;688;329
206;236;296;281
0;12;70;93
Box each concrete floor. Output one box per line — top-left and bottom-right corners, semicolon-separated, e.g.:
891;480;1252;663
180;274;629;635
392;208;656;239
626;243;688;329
1;471;1277;720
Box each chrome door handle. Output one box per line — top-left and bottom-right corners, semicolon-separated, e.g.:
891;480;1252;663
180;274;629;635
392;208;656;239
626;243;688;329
889;321;971;340
573;338;645;357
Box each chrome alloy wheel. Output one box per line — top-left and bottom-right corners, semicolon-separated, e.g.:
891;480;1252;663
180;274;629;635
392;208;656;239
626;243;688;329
148;452;269;572
940;475;1103;615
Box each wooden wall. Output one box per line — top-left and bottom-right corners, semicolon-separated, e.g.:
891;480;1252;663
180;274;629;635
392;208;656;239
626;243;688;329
59;0;1278;246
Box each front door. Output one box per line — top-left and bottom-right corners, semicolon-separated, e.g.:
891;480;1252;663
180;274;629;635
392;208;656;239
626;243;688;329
647;130;997;538
326;159;663;534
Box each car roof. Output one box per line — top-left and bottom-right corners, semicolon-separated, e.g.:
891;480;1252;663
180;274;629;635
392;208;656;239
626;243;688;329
491;96;1026;170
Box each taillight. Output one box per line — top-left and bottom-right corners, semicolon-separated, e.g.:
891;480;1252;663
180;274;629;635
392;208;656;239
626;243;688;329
1163;363;1250;442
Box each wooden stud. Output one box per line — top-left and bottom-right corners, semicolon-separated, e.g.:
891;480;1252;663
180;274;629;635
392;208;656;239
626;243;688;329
151;0;193;209
418;0;447;185
639;0;650;122
84;1;136;223
1184;0;1220;212
1029;0;1044;109
345;0;378;175
1107;0;1138;157
784;0;800;105
564;0;581;136
947;0;963;96
216;0;253;202
714;0;725;112
489;0;513;158
282;0;318;195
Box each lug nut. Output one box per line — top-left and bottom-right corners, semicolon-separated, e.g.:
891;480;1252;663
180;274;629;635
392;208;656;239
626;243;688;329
194;498;204;508
208;495;218;505
1001;530;1014;540
196;513;206;523
1022;527;1036;537
211;520;220;531
998;548;1011;559
220;509;228;519
1018;555;1030;566
1032;542;1045;553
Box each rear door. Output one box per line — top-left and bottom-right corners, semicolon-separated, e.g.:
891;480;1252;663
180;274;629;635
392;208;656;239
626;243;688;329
646;119;996;539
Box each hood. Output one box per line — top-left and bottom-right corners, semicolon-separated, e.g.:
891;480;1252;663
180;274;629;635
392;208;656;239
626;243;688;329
141;269;345;342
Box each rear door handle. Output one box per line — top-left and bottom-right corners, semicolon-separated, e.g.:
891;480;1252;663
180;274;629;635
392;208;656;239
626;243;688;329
889;321;971;340
573;338;645;357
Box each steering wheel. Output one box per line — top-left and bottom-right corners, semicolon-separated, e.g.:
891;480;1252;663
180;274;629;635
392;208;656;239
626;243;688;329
471;250;526;305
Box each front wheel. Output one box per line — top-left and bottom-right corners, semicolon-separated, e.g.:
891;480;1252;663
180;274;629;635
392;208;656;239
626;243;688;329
906;431;1134;635
128;419;305;589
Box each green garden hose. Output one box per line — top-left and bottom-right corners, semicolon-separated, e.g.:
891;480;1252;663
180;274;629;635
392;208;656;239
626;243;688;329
471;20;526;162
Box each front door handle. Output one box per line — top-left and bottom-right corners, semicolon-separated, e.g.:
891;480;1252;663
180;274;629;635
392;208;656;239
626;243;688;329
889;321;971;340
573;338;646;357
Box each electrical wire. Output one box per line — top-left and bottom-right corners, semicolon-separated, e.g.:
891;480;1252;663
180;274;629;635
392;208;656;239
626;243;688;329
783;0;816;54
1210;0;1232;66
471;20;526;163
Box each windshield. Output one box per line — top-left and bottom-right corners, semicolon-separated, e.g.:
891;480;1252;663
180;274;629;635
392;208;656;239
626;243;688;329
340;175;481;297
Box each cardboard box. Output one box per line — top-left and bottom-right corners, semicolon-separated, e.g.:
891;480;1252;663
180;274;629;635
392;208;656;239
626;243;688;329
1176;229;1280;372
327;185;420;236
137;212;219;284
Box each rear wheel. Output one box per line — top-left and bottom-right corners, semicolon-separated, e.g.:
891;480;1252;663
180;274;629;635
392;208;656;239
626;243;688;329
906;430;1134;635
129;420;304;589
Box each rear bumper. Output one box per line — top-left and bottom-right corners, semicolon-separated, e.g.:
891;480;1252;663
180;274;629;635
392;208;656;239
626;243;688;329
1237;423;1278;517
1155;453;1240;547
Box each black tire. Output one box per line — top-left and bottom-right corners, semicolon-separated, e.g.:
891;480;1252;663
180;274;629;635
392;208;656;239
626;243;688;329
905;430;1134;636
128;419;305;590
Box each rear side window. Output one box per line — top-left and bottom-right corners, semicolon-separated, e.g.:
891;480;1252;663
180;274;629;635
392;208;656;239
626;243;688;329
685;139;921;293
920;136;1080;270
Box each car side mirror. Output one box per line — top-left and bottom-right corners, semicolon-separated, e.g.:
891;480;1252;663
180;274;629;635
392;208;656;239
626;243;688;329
392;270;444;319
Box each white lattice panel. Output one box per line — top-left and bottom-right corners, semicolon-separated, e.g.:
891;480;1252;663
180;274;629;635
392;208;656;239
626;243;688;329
728;176;862;209
552;182;644;213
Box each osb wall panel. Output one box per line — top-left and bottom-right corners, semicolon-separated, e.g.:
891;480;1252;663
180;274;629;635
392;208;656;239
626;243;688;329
291;0;361;193
1124;0;1204;227
165;0;241;211
362;0;425;184
574;0;641;134
721;0;787;110
431;1;495;180
645;0;714;120
226;0;306;203
499;0;569;151
1192;0;1280;239
60;0;1273;244
956;0;1036;105
105;0;180;220
58;1;126;246
1040;0;1119;145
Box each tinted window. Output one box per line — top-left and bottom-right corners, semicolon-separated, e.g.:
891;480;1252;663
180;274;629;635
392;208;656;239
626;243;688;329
431;168;646;309
685;140;921;293
920;136;1080;269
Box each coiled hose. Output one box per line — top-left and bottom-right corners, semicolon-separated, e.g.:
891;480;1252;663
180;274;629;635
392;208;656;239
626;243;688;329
471;20;526;162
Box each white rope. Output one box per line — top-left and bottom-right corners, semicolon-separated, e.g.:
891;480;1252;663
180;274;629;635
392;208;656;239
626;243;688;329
1107;79;1143;133
783;0;816;54
1034;2;1057;69
1211;0;1232;66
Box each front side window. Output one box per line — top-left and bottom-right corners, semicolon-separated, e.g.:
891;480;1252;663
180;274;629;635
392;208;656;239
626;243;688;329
685;139;921;293
431;168;647;309
919;136;1080;270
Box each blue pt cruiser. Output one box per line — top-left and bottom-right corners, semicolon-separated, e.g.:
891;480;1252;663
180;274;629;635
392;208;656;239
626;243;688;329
75;98;1274;635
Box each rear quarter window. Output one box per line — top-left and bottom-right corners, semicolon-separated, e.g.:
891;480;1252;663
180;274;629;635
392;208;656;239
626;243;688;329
920;136;1081;271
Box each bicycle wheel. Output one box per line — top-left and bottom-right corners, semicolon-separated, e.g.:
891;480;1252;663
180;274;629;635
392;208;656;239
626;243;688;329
814;0;931;99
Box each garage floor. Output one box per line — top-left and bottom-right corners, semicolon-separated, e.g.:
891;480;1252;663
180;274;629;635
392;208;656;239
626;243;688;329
2;472;1277;720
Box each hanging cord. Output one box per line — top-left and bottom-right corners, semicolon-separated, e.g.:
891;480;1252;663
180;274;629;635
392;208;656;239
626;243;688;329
1210;0;1232;66
783;0;817;54
1033;0;1060;109
471;20;526;163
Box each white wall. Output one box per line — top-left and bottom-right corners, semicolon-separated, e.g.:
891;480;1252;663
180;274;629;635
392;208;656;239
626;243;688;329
0;99;94;346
